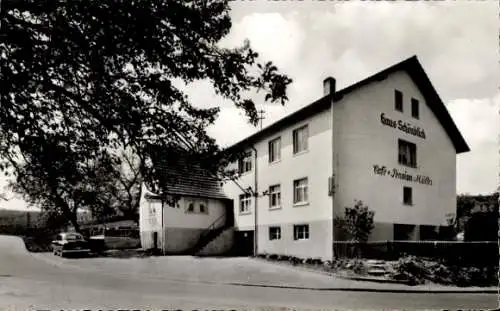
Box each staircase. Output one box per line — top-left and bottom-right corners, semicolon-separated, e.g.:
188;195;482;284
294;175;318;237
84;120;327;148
365;259;391;277
188;214;231;255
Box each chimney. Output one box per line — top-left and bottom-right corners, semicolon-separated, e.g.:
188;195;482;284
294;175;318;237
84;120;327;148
323;76;336;96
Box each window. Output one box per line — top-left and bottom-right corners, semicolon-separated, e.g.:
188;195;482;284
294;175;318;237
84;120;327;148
395;90;403;112
403;187;413;205
187;202;195;213
394;224;416;240
239;193;252;214
293;178;309;204
199;203;207;214
411;98;419;119
268;137;281;163
293;125;308;154
269;226;281;240
398;139;417;167
238;153;252;174
293;224;309;240
268;184;281;209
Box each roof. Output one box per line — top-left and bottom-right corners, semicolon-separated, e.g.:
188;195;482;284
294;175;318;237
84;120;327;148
226;55;470;154
145;150;229;200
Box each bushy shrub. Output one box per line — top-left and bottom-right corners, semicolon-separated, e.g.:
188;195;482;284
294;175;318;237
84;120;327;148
267;254;279;260
352;259;367;275
289;256;301;266
450;265;498;287
428;262;453;285
390;256;428;285
278;255;291;261
334;200;375;242
390;256;498;287
312;258;323;265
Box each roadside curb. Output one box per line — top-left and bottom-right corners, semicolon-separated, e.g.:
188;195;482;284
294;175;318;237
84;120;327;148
251;257;498;294
335;275;411;285
226;282;499;294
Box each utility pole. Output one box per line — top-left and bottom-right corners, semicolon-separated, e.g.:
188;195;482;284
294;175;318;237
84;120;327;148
257;109;265;130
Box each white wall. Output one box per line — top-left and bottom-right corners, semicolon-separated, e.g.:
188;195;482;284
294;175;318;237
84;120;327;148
223;107;334;259
139;184;162;233
334;71;457;227
139;184;228;251
138;184;163;249
162;196;226;229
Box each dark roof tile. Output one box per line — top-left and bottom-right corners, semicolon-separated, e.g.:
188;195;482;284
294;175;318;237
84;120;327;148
149;153;228;200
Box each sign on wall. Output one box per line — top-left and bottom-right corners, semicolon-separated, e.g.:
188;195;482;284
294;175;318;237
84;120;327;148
373;164;433;186
380;113;426;139
148;201;159;228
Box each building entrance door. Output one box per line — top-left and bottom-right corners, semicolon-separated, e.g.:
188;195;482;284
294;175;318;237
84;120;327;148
233;230;254;256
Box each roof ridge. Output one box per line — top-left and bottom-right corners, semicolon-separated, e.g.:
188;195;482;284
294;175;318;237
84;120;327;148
223;54;469;154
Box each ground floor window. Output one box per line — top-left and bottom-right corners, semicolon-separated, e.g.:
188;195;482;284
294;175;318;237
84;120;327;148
419;225;438;240
269;226;281;240
293;224;309;240
394;224;416;240
403;186;413;205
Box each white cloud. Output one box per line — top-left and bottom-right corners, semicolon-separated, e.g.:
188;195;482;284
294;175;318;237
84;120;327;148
447;94;500;194
221;12;305;69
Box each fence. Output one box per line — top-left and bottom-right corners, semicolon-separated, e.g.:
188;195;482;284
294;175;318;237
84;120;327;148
333;240;499;266
80;226;140;239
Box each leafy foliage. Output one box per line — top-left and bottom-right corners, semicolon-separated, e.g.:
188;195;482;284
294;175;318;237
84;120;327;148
100;148;142;222
390;255;498;287
8;138;119;231
334;200;375;242
456;193;498;241
1;1;292;228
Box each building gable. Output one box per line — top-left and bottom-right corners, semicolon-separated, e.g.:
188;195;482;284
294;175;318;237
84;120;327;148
225;55;469;155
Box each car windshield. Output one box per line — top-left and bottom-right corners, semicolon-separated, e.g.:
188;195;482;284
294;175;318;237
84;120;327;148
65;234;82;241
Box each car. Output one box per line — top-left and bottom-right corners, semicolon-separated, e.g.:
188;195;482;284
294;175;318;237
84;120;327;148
52;232;91;257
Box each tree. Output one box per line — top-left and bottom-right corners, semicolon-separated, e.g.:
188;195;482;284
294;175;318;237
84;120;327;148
1;1;292;227
334;200;375;242
457;193;498;241
103;148;142;222
8;134;124;232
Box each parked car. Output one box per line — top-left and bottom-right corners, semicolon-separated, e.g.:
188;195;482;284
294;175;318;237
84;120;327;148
52;232;91;257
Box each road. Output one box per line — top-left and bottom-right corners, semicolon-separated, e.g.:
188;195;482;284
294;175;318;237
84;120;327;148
0;235;497;310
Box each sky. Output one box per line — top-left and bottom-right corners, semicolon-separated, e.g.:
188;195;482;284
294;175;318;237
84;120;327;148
1;1;498;210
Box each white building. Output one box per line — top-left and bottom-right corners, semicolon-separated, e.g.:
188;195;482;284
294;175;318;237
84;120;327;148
223;55;469;260
139;152;234;255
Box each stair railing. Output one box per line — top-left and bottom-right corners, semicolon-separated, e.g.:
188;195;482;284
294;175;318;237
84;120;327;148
190;213;227;253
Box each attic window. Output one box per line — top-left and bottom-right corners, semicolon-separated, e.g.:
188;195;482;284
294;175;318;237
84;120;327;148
395;90;403;112
411;98;419;119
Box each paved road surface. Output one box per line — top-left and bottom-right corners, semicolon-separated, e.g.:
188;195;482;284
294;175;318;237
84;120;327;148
0;235;496;310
